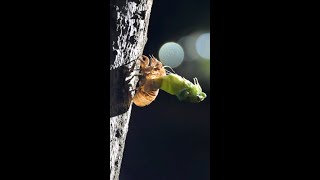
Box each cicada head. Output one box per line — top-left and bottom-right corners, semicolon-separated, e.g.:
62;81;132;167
177;77;207;103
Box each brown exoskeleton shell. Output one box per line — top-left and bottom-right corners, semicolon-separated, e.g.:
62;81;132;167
132;55;166;107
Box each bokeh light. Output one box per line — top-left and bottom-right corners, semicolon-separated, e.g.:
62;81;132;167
196;33;210;59
158;42;184;68
178;32;202;61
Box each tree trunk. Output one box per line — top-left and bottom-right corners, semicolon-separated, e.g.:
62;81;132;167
109;0;153;179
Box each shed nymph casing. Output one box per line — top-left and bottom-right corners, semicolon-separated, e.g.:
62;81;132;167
132;55;166;107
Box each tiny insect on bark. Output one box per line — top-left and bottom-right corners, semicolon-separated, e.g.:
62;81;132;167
132;55;207;107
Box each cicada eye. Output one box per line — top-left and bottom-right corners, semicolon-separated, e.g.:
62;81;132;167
186;91;190;95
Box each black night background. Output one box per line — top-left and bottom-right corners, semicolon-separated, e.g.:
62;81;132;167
120;0;210;179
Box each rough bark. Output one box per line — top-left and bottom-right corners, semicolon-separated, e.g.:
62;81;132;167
109;0;153;180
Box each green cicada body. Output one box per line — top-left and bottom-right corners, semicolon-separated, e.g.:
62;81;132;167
159;74;207;103
132;55;206;107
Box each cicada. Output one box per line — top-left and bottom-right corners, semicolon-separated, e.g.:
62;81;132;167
132;55;207;107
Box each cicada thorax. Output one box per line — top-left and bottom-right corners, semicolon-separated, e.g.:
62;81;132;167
132;55;166;107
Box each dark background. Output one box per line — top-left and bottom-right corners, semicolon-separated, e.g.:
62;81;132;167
2;0;317;179
119;0;210;180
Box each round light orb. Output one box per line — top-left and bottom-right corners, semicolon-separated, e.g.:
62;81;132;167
178;33;202;61
158;42;184;68
196;33;210;59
